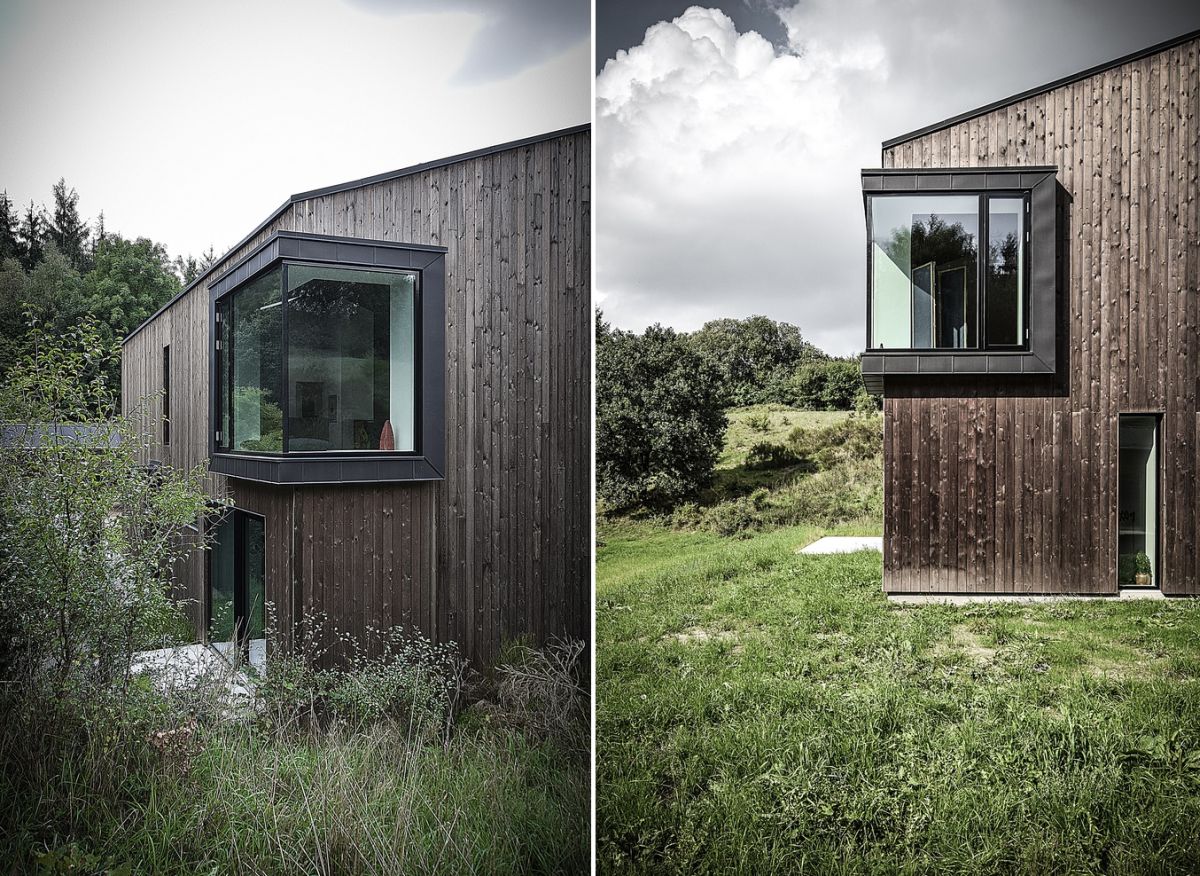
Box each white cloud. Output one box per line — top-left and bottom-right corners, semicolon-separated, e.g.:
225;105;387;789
596;5;888;355
596;0;1200;355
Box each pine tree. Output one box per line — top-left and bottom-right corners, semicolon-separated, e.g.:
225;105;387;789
0;191;21;264
48;178;89;269
19;201;44;270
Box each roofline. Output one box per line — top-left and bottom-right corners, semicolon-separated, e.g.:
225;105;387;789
123;122;590;345
882;27;1200;150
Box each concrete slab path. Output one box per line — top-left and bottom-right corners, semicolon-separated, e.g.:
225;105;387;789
798;536;883;555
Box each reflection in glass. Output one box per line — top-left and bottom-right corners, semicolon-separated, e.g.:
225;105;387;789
245;515;265;641
220;268;283;452
870;195;979;350
286;265;416;452
987;198;1025;347
209;514;235;644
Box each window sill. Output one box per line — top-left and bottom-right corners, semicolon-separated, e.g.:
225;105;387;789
860;349;1054;394
210;452;444;484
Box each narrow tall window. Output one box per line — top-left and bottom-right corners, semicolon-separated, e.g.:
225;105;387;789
162;344;171;446
1118;415;1159;588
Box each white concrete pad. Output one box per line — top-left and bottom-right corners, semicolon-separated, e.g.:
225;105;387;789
798;536;883;555
132;642;260;709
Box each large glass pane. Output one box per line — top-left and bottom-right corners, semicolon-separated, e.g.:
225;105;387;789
1118;416;1157;588
228;268;283;452
870;195;979;349
244;514;266;669
209;513;235;643
286;265;417;452
986;198;1025;347
215;299;231;449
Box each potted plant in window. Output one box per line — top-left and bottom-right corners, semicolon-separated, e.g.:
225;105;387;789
1133;552;1152;587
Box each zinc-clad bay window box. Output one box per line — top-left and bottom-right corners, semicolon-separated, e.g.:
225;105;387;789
209;232;446;484
860;167;1057;393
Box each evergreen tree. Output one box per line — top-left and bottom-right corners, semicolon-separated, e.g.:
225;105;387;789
18;202;44;270
0;191;21;264
173;244;217;286
48;178;89;270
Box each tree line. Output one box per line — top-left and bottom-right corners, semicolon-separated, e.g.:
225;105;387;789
596;313;878;512
0;180;216;390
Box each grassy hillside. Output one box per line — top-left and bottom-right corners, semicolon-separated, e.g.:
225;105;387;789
597;525;1200;873
647;405;883;538
598;404;1200;873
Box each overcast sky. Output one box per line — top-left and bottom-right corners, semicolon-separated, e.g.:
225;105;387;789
0;0;588;263
596;0;1200;355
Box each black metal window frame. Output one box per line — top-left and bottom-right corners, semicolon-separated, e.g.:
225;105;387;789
204;505;265;658
162;343;170;446
860;167;1057;393
207;231;447;484
865;190;1030;352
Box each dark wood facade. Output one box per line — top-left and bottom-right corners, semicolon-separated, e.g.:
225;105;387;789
122;126;590;663
878;35;1199;595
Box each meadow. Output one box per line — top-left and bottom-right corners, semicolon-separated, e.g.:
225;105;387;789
597;408;1200;874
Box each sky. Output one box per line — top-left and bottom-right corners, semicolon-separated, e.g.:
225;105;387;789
596;0;1200;355
0;0;589;263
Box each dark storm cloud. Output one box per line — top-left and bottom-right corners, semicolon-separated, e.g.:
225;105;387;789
596;1;1200;355
348;0;589;82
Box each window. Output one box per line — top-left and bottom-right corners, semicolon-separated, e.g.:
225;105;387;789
209;508;265;668
208;232;446;484
1118;415;1159;588
162;344;170;446
286;265;416;452
868;192;1025;351
215;264;416;454
859;167;1055;393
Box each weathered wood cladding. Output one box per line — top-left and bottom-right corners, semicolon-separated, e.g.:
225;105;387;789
122;129;590;662
880;40;1199;595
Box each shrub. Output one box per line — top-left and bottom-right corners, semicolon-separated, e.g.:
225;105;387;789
596;314;726;511
489;638;589;756
254;615;467;738
745;440;800;470
688;316;824;406
784;359;866;410
745;410;771;432
0;317;211;728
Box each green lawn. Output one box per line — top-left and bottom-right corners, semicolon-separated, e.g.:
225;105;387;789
597;523;1200;874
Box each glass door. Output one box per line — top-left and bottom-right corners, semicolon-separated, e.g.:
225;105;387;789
1118;415;1158;588
209;509;266;669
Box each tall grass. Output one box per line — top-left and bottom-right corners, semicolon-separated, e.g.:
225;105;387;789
0;633;589;875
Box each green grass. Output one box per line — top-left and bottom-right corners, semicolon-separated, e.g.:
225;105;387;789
597;525;1200;874
3;721;586;875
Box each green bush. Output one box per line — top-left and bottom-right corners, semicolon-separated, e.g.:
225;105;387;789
784;359;866;410
596;315;727;511
0;317;211;724
745;410;771;432
745;440;800;470
688;316;823;406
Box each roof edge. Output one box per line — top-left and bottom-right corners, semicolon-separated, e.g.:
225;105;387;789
123;122;590;345
882;28;1200;150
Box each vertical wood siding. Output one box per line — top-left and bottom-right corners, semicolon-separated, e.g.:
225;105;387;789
122;130;591;663
881;41;1199;595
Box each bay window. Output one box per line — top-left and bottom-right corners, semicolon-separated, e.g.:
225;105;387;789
209;232;445;483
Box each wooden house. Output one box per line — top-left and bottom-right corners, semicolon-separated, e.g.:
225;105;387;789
861;32;1199;596
122;126;590;664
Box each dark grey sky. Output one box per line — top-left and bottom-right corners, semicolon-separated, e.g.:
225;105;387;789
596;1;1200;354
